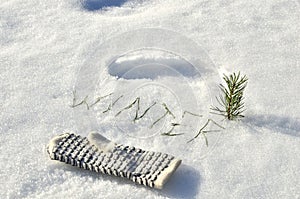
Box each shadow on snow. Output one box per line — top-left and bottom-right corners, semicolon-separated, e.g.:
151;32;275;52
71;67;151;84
82;0;128;11
157;164;201;198
246;114;300;137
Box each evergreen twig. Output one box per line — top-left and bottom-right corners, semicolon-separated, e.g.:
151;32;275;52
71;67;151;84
211;72;248;120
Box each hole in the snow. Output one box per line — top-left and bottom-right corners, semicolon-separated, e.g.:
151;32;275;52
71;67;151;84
108;49;199;79
82;0;128;11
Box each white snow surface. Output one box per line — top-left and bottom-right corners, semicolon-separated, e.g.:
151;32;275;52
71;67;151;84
1;0;300;198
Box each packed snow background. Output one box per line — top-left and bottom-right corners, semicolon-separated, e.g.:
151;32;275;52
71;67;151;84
1;0;300;198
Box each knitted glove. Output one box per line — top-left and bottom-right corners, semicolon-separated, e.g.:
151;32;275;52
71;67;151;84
47;132;181;189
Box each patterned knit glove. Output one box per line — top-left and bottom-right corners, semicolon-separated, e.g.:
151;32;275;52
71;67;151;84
47;132;181;189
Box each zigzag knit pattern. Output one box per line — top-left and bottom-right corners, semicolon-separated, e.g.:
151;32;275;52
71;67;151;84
47;133;181;189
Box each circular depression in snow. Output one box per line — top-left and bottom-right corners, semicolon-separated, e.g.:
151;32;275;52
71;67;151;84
108;49;199;79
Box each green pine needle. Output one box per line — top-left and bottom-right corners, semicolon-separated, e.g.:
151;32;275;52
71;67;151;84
211;72;248;120
187;119;225;146
70;91;89;110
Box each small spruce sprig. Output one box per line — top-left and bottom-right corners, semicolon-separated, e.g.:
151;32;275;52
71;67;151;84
211;72;248;120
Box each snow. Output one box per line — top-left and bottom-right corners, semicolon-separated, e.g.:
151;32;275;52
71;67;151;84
109;49;199;79
0;0;299;198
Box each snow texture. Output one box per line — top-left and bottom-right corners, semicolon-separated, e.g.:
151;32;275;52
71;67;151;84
0;0;300;198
